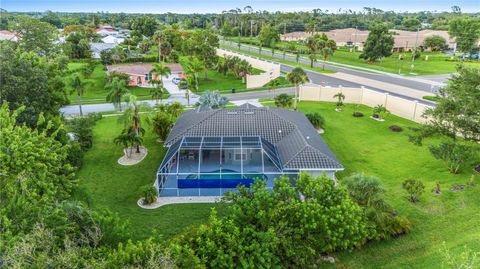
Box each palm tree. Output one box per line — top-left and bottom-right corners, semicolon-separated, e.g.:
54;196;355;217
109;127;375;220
236;60;253;83
111;47;126;64
121;95;148;153
319;47;333;70
153;30;167;62
114;130;133;157
187;58;204;91
274;93;293;108
333;92;346;111
151;112;175;142
106;77;129;111
286;67;309;111
266;77;282;97
149;79;166;104
150;62;171;84
69;74;86;116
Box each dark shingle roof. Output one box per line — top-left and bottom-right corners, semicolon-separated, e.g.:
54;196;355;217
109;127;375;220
165;104;343;171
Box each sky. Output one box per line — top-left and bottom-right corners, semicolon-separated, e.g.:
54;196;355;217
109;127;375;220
2;0;479;14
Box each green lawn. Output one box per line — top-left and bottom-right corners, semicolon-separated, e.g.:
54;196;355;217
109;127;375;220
65;62;169;105
225;39;480;76
76;101;479;267
75;116;229;240
329;47;480;76
295;102;480;268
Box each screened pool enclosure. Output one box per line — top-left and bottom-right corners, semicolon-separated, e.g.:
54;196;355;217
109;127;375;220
157;136;298;196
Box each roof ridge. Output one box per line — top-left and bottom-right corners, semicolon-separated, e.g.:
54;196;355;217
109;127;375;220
282;144;342;169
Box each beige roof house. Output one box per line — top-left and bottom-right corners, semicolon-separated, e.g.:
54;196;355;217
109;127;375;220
281;28;458;51
0;30;19;42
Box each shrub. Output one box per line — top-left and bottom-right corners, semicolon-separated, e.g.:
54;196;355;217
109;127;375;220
305;112;325;129
121;55;158;63
402;179;425;203
389;125;403;132
353;112;364;117
151;112;175;141
68;114;101;151
429;141;475;174
107;71;130;84
141;185;158;205
66;142;84;168
372;104;389;119
343;173;411;239
274;93;293;108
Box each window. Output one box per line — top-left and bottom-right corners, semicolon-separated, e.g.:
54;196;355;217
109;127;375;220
145;73;152;81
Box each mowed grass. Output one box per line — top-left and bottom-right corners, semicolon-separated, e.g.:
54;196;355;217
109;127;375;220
330;47;480;76
76;101;479;267
225;39;480;76
65;62;168;105
295;102;480;268
75;115;229;240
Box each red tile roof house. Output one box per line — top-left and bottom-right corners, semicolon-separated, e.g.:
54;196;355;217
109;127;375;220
106;63;185;87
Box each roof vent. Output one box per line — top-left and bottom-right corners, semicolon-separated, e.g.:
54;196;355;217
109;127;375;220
306;136;310;139
226;111;238;115
244;111;254;115
278;130;282;133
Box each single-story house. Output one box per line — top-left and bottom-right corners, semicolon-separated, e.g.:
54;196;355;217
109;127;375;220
90;42;117;58
101;35;125;45
106;63;185;87
156;103;344;197
0;30;19;42
95;24;119;36
281;28;459;52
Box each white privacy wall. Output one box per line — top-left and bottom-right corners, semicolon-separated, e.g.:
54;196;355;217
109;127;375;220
299;84;433;123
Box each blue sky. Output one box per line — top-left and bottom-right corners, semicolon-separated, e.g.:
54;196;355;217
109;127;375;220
3;0;479;13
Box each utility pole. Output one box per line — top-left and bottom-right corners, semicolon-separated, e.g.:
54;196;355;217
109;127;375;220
284;22;286;35
410;27;420;73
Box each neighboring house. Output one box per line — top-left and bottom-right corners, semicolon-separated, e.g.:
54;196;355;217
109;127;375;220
90;42;117;58
95;24;119;36
156;103;344;197
280;28;459;52
106;63;185;86
0;30;19;42
102;35;125;45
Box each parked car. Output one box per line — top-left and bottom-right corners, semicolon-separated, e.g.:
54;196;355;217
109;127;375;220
172;77;181;84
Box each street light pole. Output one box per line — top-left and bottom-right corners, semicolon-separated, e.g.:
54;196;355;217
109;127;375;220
410;27;420;73
353;25;358;52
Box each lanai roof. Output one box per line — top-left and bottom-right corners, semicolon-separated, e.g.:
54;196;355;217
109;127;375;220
164;104;343;171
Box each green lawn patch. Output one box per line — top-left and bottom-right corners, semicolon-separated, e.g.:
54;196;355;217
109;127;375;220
77;101;479;267
295;102;480;268
422;95;442;102
75;115;229;240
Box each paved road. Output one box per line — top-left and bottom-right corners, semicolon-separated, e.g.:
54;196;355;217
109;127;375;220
221;40;443;94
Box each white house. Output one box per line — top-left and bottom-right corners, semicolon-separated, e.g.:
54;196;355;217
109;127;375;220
102;35;124;45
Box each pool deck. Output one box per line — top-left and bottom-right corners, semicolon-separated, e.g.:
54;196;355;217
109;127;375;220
137;196;224;209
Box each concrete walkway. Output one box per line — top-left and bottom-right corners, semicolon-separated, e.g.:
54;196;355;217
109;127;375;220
137;196;223;209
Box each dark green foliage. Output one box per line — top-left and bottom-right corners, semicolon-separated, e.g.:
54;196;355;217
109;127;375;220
360;23;394;62
343;174;411;239
353;111;364;117
306;112;325;129
68;113;102;151
448;17;480;53
140;185;158;205
173;174;369;268
64;32;91;59
274;93;293;108
424;35;447;51
429;141;475;174
151;112;175;142
422;66;480;142
66;141;84;168
0;44;69;127
131;15;159;37
402;179;425;203
100;49;113;65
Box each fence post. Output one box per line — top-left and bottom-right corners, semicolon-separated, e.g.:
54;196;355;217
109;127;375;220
360;86;365;105
412;100;418;121
318;85;322;101
384;93;389;107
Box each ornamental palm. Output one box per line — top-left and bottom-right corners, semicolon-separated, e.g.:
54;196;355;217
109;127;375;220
153;30;167;62
266;77;282;97
150;62;171;84
149;79;166;104
187;58;204;90
333;92;346;109
236;60;253;83
319;47;333;70
106;77;129;111
120;95;149;153
286;67;309;111
69;74;86;116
